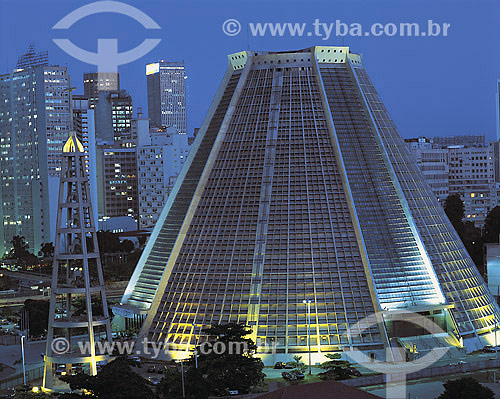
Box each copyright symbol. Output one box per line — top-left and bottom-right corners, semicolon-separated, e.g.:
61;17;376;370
222;19;241;36
51;337;70;355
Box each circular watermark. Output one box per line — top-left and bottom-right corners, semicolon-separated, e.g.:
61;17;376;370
346;310;451;399
222;19;241;36
51;337;70;355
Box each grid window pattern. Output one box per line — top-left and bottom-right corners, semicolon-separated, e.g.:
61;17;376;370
353;65;500;334
320;64;444;310
125;72;242;309
148;64;381;351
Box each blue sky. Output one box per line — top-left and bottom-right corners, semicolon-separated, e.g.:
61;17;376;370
0;0;499;139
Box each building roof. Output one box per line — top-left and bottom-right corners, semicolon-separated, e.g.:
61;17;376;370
63;134;84;153
256;381;380;399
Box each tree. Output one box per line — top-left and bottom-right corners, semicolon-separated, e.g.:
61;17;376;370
287;355;307;374
444;194;484;270
61;356;154;399
159;323;264;398
0;274;14;291
38;242;54;258
120;239;135;253
97;231;123;253
9;235;38;264
72;296;111;318
484;206;500;243
197;323;264;394
22;299;49;337
318;353;359;381
436;377;494;399
461;221;484;272
444;194;465;233
10;235;30;258
158;366;211;399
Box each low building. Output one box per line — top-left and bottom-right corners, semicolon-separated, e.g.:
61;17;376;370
406;137;500;226
405;138;449;203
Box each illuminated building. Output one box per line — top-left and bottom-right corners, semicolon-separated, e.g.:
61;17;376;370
448;143;499;225
405;138;449;203
406;138;500;226
146;61;187;133
96;144;138;223
83;72;120;108
117;47;500;361
0;48;71;254
95;89;133;144
137;126;190;230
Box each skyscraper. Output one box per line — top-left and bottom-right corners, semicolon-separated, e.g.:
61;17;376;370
146;61;187;133
117;47;500;362
137;126;190;230
96;145;138;222
84;72;120;108
72;95;99;225
16;43;48;69
95;89;133;144
0;51;71;254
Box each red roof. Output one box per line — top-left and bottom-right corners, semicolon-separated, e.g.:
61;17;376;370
256;381;381;399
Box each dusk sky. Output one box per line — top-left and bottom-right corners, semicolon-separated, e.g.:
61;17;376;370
0;0;498;139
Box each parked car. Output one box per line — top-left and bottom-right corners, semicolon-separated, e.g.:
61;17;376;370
147;376;162;385
483;345;498;353
348;367;361;377
128;356;142;367
225;389;239;396
147;366;156;373
274;362;285;369
448;360;466;366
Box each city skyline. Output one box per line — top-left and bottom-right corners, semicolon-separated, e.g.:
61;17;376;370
0;0;498;140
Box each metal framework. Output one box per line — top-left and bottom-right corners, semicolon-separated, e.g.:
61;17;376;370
117;47;500;361
43;135;112;390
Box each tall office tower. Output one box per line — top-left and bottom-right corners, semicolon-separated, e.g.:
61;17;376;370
43;135;111;389
137;127;190;230
72;96;99;225
95;90;133;144
96;144;138;222
146;61;187;132
83;72;120;108
72;96;91;170
117;47;500;362
16;43;48;69
0;60;71;254
405;138;449;203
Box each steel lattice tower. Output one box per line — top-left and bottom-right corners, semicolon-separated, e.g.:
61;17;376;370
43;135;112;390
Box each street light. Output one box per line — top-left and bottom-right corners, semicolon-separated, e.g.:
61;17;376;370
303;299;313;375
192;323;199;369
21;335;26;385
180;359;186;399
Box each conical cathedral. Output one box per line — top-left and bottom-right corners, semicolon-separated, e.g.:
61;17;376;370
116;46;500;361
